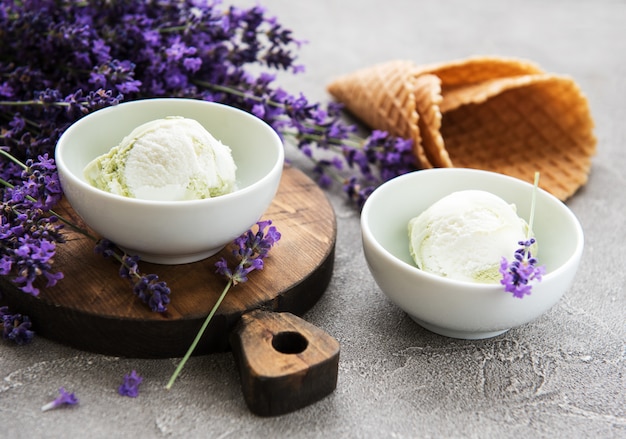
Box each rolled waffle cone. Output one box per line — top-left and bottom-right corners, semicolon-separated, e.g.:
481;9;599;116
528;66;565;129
326;60;432;168
327;56;596;200
440;73;596;200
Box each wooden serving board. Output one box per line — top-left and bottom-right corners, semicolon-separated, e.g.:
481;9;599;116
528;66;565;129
0;166;337;358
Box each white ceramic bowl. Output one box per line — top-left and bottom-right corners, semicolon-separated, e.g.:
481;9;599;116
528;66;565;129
56;98;284;264
361;168;584;339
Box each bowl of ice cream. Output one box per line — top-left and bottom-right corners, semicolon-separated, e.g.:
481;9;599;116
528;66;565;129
55;98;284;264
360;168;584;339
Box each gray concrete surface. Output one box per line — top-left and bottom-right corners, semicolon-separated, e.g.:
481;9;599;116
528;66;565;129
1;0;624;437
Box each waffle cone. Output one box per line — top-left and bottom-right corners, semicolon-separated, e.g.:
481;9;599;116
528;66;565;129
327;57;596;200
326;60;431;168
441;73;596;200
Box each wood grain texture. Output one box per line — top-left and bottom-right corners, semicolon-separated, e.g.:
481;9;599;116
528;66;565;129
0;166;336;358
230;309;340;417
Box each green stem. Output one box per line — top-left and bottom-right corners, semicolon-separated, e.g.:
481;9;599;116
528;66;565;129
195;80;281;107
165;279;234;390
527;171;540;238
49;210;97;240
0;148;28;169
0;100;71;107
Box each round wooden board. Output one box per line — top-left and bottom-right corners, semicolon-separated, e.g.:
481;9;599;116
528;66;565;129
0;166;336;358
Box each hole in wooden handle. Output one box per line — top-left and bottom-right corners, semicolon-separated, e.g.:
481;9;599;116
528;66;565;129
231;310;340;416
271;331;308;354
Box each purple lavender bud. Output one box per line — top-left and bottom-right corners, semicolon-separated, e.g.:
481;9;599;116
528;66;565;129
118;370;143;398
1;310;35;345
41;387;79;412
215;221;281;285
500;240;546;299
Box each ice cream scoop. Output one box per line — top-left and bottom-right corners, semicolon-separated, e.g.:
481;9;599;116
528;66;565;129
84;116;237;201
408;190;530;283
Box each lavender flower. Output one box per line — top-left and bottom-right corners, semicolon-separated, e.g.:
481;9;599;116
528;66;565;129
1;0;415;208
95;239;171;313
500;239;546;298
0;305;34;345
166;220;281;390
215;220;282;285
41;387;78;412
1;152;65;296
18;154;63;211
118;370;143;398
2;0;415;308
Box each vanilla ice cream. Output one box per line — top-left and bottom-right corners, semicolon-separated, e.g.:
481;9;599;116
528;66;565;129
84;116;237;201
408;190;531;283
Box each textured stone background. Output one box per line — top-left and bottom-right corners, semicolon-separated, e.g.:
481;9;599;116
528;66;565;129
1;1;624;437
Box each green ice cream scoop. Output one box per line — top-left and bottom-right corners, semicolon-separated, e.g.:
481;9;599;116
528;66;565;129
408;190;533;284
84;116;237;201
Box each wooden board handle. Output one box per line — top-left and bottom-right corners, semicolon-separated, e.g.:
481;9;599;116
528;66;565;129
230;309;340;416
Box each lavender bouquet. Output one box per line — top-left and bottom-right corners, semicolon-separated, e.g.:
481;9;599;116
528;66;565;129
0;0;414;195
1;1;414;315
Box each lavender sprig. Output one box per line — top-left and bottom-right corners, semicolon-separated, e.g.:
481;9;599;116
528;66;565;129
1;0;415;208
215;219;281;285
0;305;34;345
499;172;546;298
166;220;281;390
500;238;546;298
41;387;78;412
95;239;171;313
2;1;415;306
